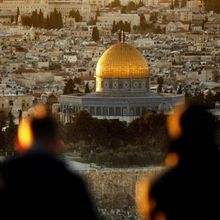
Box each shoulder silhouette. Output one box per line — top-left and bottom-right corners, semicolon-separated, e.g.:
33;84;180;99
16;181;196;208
149;104;220;220
0;105;98;219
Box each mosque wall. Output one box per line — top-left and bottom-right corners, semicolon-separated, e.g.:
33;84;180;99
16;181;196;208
81;167;164;209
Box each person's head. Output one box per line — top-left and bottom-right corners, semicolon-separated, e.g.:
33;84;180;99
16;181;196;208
30;115;63;153
166;104;218;164
180;104;217;145
16;105;63;155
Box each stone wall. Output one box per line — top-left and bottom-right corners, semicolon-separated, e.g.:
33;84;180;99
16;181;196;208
81;167;164;209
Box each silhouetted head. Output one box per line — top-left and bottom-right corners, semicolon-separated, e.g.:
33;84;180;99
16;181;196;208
166;104;218;164
16;104;63;155
180;104;216;144
30;113;63;154
31;115;58;144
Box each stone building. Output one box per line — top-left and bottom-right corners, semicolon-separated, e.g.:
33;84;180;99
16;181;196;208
60;41;184;123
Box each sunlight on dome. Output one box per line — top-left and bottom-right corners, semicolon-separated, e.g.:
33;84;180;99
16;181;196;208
96;43;149;79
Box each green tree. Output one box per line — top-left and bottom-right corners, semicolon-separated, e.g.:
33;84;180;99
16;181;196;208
203;0;220;13
95;8;100;20
92;26;100;42
39;9;44;28
85;83;90;93
170;0;174;9
16;7;20;24
31;10;38;27
4;112;17;153
57;11;63;28
69;9;75;18
177;84;183;94
127;1;136;11
204;90;215;109
112;21;117;33
88;17;96;25
181;0;187;7
108;0;121;8
137;0;144;8
74;77;82;85
70;110;96;146
63;79;75;94
0;112;6;152
150;13;158;23
75;10;82;22
174;0;179;8
157;77;164;93
140;14;147;29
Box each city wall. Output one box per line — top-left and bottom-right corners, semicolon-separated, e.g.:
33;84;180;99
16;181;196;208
81;167;164;209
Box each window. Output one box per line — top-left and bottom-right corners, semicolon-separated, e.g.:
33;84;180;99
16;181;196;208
116;107;121;116
103;107;108;116
136;107;140;115
96;107;101;115
109;107;114;116
9;100;13;106
90;107;95;115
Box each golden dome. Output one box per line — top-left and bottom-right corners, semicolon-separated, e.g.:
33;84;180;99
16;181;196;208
96;43;149;79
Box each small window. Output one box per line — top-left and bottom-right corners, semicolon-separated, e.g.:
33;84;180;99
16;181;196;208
9;100;13;106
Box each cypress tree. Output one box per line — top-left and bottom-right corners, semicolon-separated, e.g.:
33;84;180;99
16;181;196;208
85;83;90;93
16;7;20;24
92;26;100;42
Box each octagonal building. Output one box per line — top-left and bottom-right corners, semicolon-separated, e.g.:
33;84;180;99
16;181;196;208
60;42;184;123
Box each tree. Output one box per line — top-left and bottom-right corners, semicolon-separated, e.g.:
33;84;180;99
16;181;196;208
181;0;187;8
92;26;100;42
88;17;96;25
39;9;44;28
204;90;215;109
140;14;147;29
108;0;121;8
70;110;95;145
112;20;117;33
69;9;75;18
85;83;90;93
127;1;136;11
75;10;82;22
63;79;75;94
74;77;81;85
0;111;6;151
137;0;144;8
150;13;158;23
95;8;100;20
177;84;183;94
174;0;179;8
170;0;174;9
16;7;20;24
4;112;17;153
57;11;63;28
203;0;220;13
157;77;164;93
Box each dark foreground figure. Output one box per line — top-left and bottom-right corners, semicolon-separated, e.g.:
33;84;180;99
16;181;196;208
149;104;220;220
0;111;98;219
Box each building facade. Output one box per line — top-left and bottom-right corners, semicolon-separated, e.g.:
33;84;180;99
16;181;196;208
60;42;184;123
